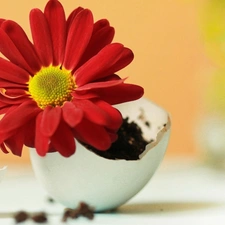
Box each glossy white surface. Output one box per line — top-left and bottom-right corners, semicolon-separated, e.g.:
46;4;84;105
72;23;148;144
29;98;171;211
1;159;225;225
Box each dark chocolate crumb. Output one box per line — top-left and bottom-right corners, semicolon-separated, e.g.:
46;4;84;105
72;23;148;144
138;108;144;120
62;202;94;222
62;209;73;222
84;118;148;160
138;108;150;128
145;121;150;127
47;197;55;203
31;212;47;223
14;211;29;223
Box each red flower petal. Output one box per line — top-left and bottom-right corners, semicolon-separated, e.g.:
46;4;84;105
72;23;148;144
23;119;36;147
4;129;24;156
107;131;118;143
30;8;53;67
0;143;9;154
0;88;29;105
76;78;125;91
92;83;144;105
0;57;30;84
0;94;28;105
94;100;122;131
0;100;40;142
3;88;28;97
74;118;112;151
73;99;111;127
0;19;5;26
40;106;61;137
62;101;83;127
75;43;133;86
108;47;134;74
63;9;93;70
66;7;84;33
1;20;42;74
0;104;11;115
72;75;121;99
72;91;98;100
0;78;27;89
51;120;76;157
93;19;110;33
44;0;66;65
35;111;50;156
0;104;17;117
0;29;33;73
77;20;115;67
93;74;121;82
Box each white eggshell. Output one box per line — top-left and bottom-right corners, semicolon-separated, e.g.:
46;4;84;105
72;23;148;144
30;98;171;212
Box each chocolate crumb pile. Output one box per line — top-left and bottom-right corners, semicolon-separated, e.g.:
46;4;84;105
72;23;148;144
32;212;48;223
62;202;94;222
14;211;29;223
14;211;47;223
85;117;149;160
14;202;94;223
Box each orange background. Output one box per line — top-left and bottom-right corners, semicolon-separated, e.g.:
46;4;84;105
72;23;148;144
0;0;212;163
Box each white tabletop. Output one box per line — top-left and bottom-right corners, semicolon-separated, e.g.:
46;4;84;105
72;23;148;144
0;157;225;225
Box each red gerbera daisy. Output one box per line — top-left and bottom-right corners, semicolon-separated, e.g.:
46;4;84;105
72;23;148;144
0;0;143;157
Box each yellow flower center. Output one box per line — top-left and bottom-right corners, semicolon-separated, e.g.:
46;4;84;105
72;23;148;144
28;66;76;109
